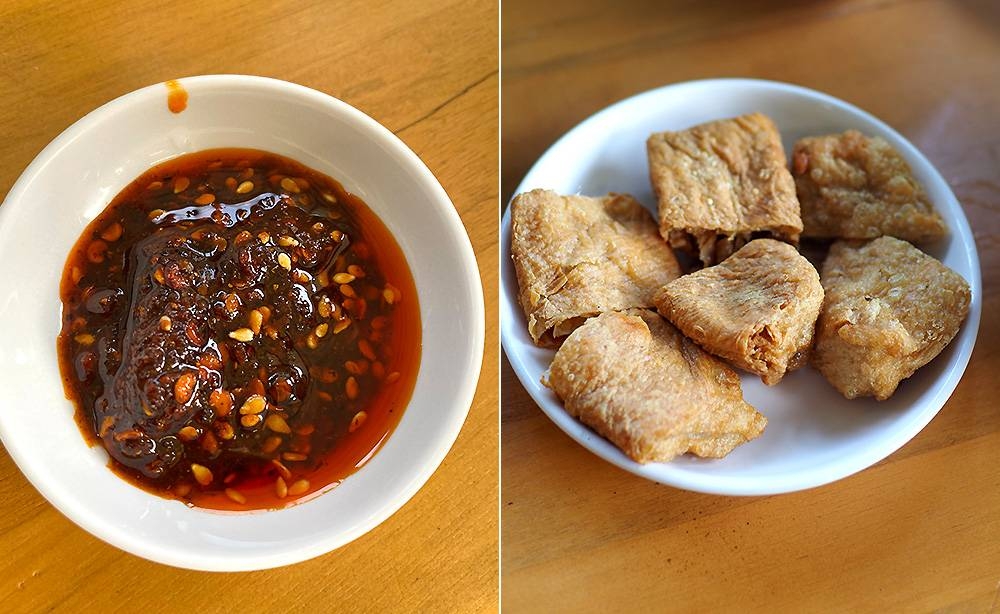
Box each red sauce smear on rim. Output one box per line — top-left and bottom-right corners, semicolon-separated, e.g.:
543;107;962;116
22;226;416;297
57;149;421;510
165;80;187;113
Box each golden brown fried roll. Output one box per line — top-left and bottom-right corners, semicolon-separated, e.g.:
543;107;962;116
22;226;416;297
647;113;802;266
792;130;947;242
812;236;970;400
544;310;766;463
654;239;823;385
510;189;681;346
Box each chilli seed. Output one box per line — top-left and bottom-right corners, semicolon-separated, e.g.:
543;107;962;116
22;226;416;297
262;436;282;454
271;460;292;480
287;479;310;496
346;376;359;400
248;309;263;334
349;411;367;433
225;488;246;504
191;464;213;486
265;414;291;434
239;394;266;415
229;328;254;342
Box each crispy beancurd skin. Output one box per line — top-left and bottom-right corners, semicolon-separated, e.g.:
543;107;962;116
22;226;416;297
647;113;802;266
655;239;823;385
792;130;947;242
812;236;969;400
510;189;681;346
544;310;766;463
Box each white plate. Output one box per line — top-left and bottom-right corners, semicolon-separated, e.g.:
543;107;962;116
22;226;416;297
0;75;484;569
501;79;981;495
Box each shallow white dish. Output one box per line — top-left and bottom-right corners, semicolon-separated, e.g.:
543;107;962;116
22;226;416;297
0;75;484;570
501;78;981;496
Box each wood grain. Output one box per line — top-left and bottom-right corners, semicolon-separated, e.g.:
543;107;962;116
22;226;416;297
502;0;1000;611
0;1;498;612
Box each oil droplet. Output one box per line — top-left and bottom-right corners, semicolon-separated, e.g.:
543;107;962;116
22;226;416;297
165;80;187;114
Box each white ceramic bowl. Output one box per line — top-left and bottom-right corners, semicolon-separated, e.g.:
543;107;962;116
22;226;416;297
501;79;981;495
0;75;484;570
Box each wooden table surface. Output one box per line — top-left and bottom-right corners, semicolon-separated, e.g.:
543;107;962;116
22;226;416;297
0;1;497;612
502;1;1000;611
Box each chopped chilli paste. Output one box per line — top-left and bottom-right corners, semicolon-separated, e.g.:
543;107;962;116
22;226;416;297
57;149;420;510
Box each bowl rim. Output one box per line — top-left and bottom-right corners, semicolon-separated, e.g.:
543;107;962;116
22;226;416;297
0;74;485;569
500;77;982;495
